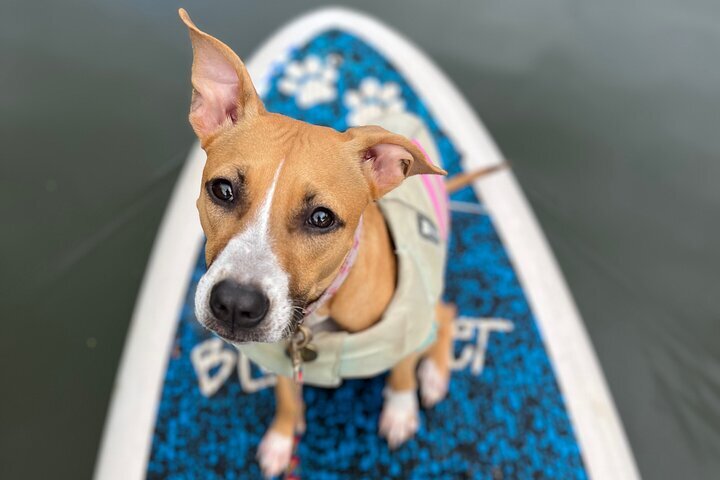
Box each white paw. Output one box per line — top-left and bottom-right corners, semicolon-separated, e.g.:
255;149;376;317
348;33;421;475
378;388;420;449
256;430;293;478
418;358;450;408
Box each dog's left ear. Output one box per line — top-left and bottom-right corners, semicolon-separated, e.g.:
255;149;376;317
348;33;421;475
179;9;264;148
347;125;447;199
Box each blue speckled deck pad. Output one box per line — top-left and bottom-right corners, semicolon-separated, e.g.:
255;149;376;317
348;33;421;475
148;31;587;479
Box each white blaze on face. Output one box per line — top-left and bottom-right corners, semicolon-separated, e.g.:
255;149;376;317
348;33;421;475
195;161;292;343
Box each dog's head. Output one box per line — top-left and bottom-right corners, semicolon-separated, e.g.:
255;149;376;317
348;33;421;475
179;9;445;344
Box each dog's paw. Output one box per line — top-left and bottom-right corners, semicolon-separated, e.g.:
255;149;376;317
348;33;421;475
257;430;293;478
379;388;420;449
418;358;450;408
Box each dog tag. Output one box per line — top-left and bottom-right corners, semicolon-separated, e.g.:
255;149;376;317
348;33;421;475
286;342;319;363
286;324;318;375
299;344;318;362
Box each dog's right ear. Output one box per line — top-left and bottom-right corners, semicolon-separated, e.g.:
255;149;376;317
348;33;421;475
346;125;447;199
179;9;264;147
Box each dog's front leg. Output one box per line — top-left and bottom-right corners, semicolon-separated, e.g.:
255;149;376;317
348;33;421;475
418;302;456;407
379;352;421;449
257;375;303;478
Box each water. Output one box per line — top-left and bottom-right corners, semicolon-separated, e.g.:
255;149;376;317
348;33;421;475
2;1;718;478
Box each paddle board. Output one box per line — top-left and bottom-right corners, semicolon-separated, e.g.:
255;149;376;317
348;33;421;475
95;8;639;480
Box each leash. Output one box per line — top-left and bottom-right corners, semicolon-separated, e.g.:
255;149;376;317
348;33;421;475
283;324;313;480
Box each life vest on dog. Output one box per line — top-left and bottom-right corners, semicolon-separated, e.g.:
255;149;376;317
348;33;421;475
238;114;448;387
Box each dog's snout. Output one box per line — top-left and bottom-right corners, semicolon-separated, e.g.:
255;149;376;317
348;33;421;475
209;280;269;329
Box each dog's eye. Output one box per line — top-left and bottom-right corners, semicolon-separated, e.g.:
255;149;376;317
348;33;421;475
209;179;234;203
307;207;335;229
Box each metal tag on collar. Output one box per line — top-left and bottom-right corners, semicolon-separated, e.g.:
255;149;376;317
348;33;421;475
287;324;317;381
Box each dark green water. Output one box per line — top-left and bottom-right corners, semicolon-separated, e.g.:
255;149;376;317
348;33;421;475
2;1;718;478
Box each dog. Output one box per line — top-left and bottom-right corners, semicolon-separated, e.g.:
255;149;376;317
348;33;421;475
179;9;466;477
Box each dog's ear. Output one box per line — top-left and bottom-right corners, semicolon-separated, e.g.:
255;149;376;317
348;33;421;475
347;125;447;199
179;9;264;147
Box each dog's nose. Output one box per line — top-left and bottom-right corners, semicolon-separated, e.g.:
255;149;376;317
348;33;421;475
209;280;269;329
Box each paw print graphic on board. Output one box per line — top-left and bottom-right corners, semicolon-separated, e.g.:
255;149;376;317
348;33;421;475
344;78;406;126
278;54;340;108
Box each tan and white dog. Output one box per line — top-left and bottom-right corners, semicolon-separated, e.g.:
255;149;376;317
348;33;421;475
179;9;466;477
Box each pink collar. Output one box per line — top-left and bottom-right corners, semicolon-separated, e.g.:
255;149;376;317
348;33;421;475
301;217;363;321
